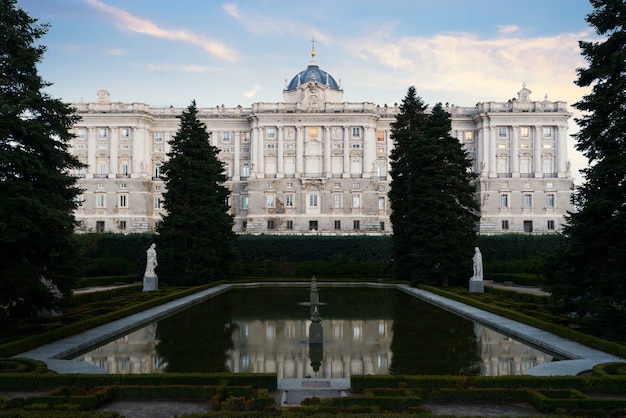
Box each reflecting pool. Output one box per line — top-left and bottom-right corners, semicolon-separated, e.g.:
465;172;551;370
73;287;555;377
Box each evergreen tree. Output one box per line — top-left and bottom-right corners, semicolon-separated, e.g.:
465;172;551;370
543;0;626;340
389;87;429;282
157;101;235;285
389;87;479;285
0;0;83;316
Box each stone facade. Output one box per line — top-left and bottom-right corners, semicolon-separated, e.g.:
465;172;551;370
69;58;573;235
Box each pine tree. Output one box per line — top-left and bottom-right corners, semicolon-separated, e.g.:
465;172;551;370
157;101;235;285
389;87;429;282
543;0;626;340
0;0;83;316
389;87;479;285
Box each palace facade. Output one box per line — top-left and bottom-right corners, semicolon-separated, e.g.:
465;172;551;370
69;54;574;235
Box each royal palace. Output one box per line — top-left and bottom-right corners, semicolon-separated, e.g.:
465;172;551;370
68;53;574;235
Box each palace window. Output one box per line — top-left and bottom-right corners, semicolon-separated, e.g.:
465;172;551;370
96;194;106;208
154;132;163;142
99;128;108;138
241;196;249;210
464;131;473;142
286;220;294;230
498;127;507;138
520;127;530;138
547;220;555;230
121;128;130;138
546;193;555;208
266;194;275;208
378;197;385;210
543;127;552;138
222;132;230;142
334;220;341;230
266;128;276;139
309;194;318;207
154;196;162;209
353;220;360;230
352;127;361;138
501;194;509;209
118;194;128;208
523;194;533;208
267;220;275;230
285;193;294;207
241;163;250;179
333;194;342;208
352;194;361;208
502;220;509;230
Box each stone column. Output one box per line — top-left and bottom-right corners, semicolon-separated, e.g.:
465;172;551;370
488;126;496;178
87;127;96;178
296;126;304;177
533;125;542;177
277;127;284;178
343;127;350;178
131;127;145;178
233;132;241;180
510;125;519;178
556;124;568;177
363;127;375;178
109;127;118;178
251;124;260;177
323;126;331;177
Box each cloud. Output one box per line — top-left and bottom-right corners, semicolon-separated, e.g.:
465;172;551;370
497;24;521;34
348;29;590;106
85;0;240;62
145;63;218;73
243;84;261;99
102;48;127;56
222;2;328;42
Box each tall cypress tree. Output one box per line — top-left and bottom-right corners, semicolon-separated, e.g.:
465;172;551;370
0;0;83;316
389;87;478;285
543;0;626;340
157;101;235;285
388;87;429;282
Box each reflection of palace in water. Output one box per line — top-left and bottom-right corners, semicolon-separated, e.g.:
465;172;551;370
226;319;393;378
75;324;167;374
74;319;553;377
475;324;552;376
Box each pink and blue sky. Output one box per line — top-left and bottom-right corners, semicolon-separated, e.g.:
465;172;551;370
18;0;596;181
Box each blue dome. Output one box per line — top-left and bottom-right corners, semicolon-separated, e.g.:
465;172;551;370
285;63;341;91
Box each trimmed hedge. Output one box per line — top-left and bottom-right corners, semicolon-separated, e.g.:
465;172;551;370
419;285;626;359
73;275;139;289
0;373;277;391
0;283;224;358
350;374;626;393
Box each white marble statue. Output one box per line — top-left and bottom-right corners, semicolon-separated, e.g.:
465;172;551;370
144;243;157;277
472;247;483;281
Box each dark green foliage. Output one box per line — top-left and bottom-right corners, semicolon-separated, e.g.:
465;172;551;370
543;0;626;341
73;233;156;277
234;235;393;277
389;88;479;286
0;0;84;317
157;101;235;285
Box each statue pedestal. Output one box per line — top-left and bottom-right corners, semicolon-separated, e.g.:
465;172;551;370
469;279;484;293
143;276;158;292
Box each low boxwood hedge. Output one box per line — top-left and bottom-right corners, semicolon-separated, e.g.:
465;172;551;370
419;285;626;359
0;283;225;358
0;373;277;391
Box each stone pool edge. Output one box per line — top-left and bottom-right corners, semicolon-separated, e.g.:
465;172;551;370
14;282;625;376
